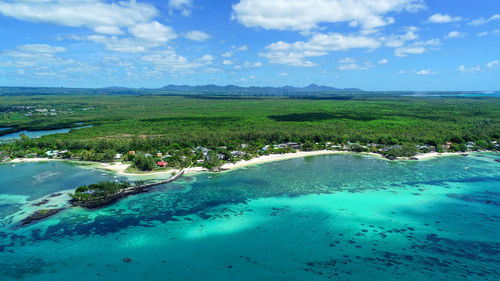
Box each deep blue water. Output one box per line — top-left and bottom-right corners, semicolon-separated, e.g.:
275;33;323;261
0;153;499;280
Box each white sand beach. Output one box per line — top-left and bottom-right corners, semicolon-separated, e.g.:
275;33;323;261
9;157;64;163
220;150;382;170
97;162;209;176
6;150;481;177
410;152;464;160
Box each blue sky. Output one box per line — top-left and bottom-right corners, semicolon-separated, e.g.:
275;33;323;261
0;0;499;91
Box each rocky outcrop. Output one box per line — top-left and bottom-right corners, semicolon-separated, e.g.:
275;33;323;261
21;208;63;225
71;169;185;209
32;199;49;206
210;166;229;172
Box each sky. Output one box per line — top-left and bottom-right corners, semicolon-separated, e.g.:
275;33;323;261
0;0;499;91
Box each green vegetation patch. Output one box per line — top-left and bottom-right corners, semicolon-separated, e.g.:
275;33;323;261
71;181;132;204
0;94;498;163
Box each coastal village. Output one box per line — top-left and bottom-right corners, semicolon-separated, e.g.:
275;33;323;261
2;139;498;172
0;104;95;118
9;138;499;224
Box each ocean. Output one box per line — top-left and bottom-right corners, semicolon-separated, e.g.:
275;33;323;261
0;153;499;280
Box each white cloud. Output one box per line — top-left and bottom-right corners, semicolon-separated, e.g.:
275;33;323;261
185;30;210;42
232;0;425;31
199;54;214;62
457;65;480;73
222;51;233;58
261;33;381;67
469;14;500;26
0;44;91;77
17;44;66;54
394;39;440;57
479;29;500;37
222;60;233;65
87;35;147;53
207;67;222;73
337;63;373;70
426;13;462;24
445;31;466;39
338;57;356;64
129;21;177;44
85;21;176;53
337;58;373;70
0;1;180;53
416;69;436;75
486;60;499;68
243;61;262;68
237;45;248;51
278;72;289;76
141;49;203;72
169;0;193;17
0;0;158;33
397;70;406;74
102;56;133;67
395;46;424;56
384;26;419;47
378;58;389;64
94;26;123;35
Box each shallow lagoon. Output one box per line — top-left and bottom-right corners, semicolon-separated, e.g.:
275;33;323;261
0;153;499;280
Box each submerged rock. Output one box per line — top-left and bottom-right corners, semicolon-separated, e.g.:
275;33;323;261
21;208;63;226
32;199;49;206
49;192;63;198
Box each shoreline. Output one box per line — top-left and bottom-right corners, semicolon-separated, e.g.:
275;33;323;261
6;150;495;224
220;150;384;170
5;150;483;177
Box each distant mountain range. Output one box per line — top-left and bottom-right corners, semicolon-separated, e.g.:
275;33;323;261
160;84;362;94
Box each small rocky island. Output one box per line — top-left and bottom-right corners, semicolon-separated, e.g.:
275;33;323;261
20;170;184;226
70;170;184;209
21;209;64;225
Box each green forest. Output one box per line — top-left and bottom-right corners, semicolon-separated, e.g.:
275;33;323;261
0;94;499;168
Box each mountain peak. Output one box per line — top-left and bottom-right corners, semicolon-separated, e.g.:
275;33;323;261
161;84;361;94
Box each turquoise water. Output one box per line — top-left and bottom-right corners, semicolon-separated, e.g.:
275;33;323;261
0;161;130;226
0;126;92;141
0;153;499;280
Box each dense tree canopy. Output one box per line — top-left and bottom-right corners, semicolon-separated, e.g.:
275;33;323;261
0;94;498;164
